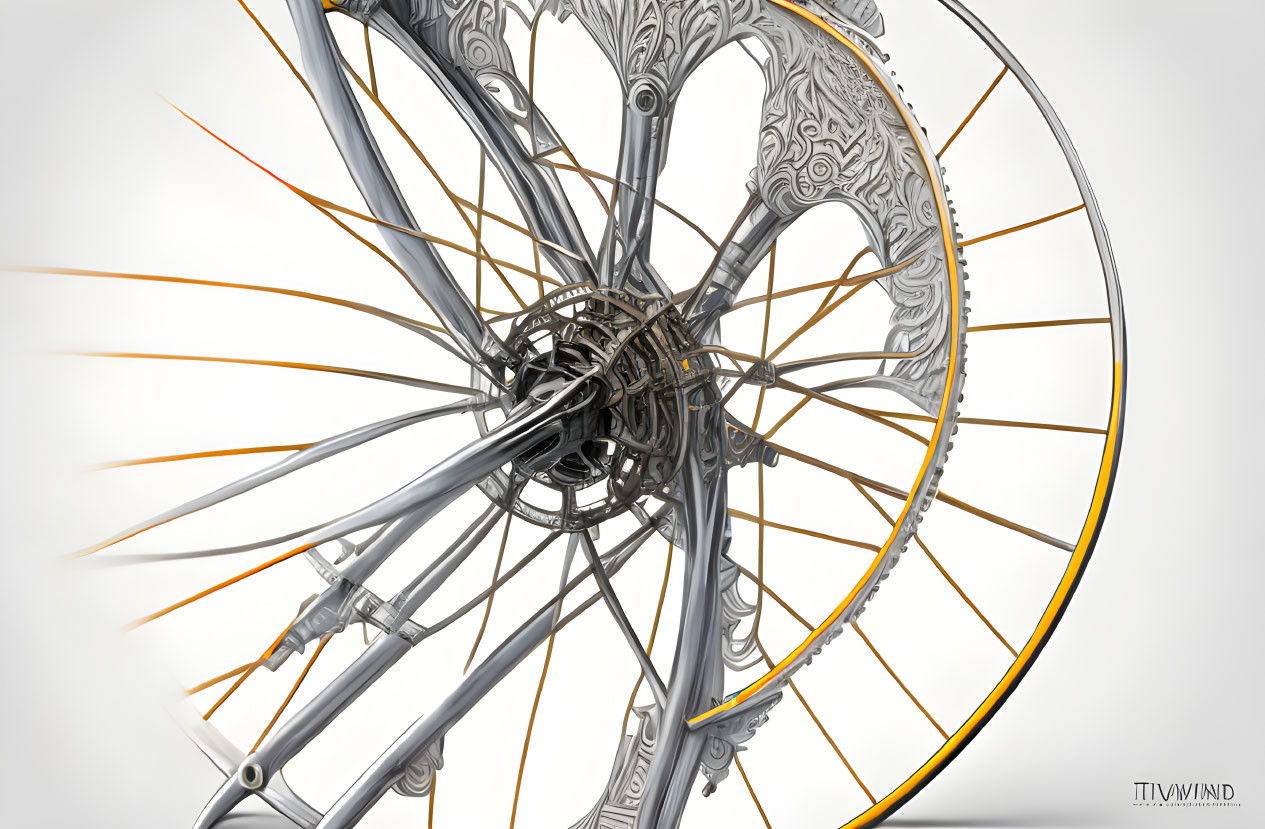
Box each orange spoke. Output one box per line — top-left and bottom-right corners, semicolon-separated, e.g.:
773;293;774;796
547;160;719;249
734;756;773;829
727;509;879;552
968;316;1110;333
960;204;1086;247
338;64;535;307
770;381;931;445
464;514;514;674
251;634;333;752
94;443;313;471
184;662;253;697
127;542;318;630
428;771;437;828
234;0;313;98
508;632;557;829
735;564;812;631
938;66;1008;157
5;266;444;333
956;415;1107;435
363;23;377;98
619;541;674;736
203;615;298;720
853;621;948;739
761;397;810;441
76;352;478;396
756;640;875;803
850;481;1016;657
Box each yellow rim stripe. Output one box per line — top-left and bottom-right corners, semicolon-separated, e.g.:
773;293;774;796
689;0;963;725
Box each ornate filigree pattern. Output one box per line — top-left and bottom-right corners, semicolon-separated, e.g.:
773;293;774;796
749;7;952;411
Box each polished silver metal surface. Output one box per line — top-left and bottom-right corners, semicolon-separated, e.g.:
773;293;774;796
70;1;1120;827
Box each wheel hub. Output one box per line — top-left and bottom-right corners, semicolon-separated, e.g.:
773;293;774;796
493;287;706;529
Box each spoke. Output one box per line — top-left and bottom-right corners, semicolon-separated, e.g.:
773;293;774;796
755;639;875;803
93;444;313;471
772;387;1104;437
337;60;553;303
76;351;478;395
578;531;668;708
547;159;720;250
475;151;486;310
956;416;1107;435
362;23;377;97
232;0;313;98
723;256;911;314
960;204;1086;247
850;481;1016;657
5;265;449;337
463;513;514;673
251;634;333;753
733;756;773;829
203;615;297;720
507;535;576;829
286;0;510;363
765;252;923;364
937;66;1008;157
74;401;483;558
185;662;253;698
968;316;1111;333
620;541;674;737
727;509;880;552
768;438;1075;551
852;622;948;739
128;395;580;628
768;380;931;446
127;540;321;631
311;523;658;829
165;100;478;356
735;564;811;631
364;7;599;286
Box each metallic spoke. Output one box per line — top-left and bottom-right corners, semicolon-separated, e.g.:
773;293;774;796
619;541;674;737
960;204;1086;247
76;401;481;558
937;66;1008;157
578;531;668;708
463;513;514;674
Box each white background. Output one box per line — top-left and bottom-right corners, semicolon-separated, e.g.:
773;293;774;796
1;1;1262;828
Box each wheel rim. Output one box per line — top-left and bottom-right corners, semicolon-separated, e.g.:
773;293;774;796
29;1;1125;828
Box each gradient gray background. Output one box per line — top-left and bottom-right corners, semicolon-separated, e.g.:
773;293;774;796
1;1;1261;828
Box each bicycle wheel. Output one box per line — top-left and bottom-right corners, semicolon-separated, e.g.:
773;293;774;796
38;1;1122;827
